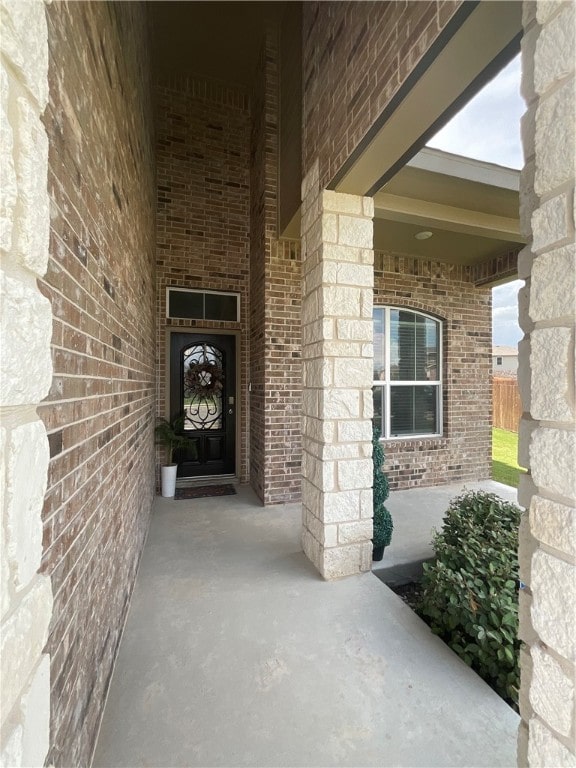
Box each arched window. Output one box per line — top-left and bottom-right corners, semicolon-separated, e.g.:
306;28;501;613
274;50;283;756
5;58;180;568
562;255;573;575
373;307;442;438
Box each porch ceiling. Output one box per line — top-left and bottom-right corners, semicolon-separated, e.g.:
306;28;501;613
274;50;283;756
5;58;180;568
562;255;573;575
150;1;285;87
372;148;524;265
284;147;524;265
151;2;524;267
372;220;518;266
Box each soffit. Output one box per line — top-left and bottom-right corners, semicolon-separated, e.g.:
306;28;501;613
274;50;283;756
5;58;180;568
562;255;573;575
371;149;524;262
332;1;523;195
150;1;286;87
372;219;516;266
285;148;524;264
384;165;519;219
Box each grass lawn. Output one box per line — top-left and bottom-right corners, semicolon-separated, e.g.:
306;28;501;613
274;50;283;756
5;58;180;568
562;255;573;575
492;428;525;488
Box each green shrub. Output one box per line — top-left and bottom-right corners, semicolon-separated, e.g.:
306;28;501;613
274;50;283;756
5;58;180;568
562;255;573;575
418;490;521;704
372;427;393;549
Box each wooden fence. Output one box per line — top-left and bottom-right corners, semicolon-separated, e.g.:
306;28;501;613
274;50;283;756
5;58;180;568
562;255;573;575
493;376;522;432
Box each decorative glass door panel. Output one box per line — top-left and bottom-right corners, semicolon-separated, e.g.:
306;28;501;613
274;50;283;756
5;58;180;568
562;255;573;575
183;344;223;431
170;333;236;477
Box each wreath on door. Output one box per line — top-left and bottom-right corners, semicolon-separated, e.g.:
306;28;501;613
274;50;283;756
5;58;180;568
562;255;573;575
185;361;225;397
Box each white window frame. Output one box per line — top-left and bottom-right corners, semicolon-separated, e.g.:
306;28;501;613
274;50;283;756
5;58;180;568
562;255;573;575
166;287;240;322
373;306;443;440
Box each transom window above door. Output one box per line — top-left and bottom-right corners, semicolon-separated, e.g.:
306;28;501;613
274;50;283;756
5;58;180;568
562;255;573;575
373;307;442;439
167;288;240;322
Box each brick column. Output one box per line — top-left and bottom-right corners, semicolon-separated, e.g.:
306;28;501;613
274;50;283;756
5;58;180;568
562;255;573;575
518;2;576;765
300;162;374;579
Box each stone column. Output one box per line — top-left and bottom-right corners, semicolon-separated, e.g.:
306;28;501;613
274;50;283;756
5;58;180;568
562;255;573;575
300;161;375;579
518;2;576;765
0;2;53;766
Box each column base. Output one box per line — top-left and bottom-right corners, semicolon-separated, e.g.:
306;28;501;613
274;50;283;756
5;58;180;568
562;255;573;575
302;529;372;579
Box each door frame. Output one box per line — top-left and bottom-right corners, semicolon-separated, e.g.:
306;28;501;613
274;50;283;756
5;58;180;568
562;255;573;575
164;328;241;479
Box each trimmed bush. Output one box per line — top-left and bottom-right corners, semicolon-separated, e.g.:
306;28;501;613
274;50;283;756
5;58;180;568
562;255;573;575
418;490;521;704
372;427;393;549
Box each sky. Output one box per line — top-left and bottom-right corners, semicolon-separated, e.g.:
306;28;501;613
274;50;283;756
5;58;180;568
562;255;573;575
426;54;524;348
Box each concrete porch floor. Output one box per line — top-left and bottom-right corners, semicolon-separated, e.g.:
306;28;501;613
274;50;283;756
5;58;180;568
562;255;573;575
93;484;519;768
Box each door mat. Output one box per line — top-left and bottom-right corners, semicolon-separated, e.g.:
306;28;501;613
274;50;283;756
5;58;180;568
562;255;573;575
174;484;237;500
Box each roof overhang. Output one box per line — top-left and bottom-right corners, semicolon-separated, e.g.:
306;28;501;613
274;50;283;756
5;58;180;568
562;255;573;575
330;1;523;196
285;147;524;266
371;148;524;265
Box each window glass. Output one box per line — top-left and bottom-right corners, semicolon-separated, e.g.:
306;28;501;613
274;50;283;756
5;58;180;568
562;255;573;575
167;289;239;322
373;307;441;438
425;318;439;380
205;293;238;322
373;385;384;435
389;309;401;381
373;308;386;381
182;344;223;431
168;290;203;320
390;385;437;436
391;310;432;381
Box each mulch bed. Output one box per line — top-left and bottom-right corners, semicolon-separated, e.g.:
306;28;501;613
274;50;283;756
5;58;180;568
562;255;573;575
174;484;237;500
390;581;425;612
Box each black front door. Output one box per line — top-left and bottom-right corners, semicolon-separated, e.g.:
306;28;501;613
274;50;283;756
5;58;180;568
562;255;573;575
170;333;236;477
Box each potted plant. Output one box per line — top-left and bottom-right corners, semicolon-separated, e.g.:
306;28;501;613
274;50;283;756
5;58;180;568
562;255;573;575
372;426;393;561
154;416;190;497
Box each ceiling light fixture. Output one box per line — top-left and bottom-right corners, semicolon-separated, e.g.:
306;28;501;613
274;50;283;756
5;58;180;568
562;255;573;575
414;230;433;240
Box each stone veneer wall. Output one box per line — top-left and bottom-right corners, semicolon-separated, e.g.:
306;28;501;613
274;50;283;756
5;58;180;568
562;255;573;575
250;31;302;504
517;1;576;764
301;168;375;579
374;251;492;489
302;1;464;188
37;4;156;765
156;77;251;483
0;2;53;765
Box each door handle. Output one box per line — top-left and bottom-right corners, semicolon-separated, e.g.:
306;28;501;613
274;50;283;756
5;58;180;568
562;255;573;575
228;408;233;415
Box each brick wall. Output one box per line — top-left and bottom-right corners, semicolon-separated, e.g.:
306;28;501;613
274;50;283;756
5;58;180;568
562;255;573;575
249;43;269;499
155;41;301;505
279;2;303;233
374;251;492;489
156;77;251;482
471;247;520;287
266;239;302;503
302;1;464;188
250;32;302;504
38;4;156;765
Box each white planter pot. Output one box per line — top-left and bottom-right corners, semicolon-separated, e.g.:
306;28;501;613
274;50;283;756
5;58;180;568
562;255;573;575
161;464;178;498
